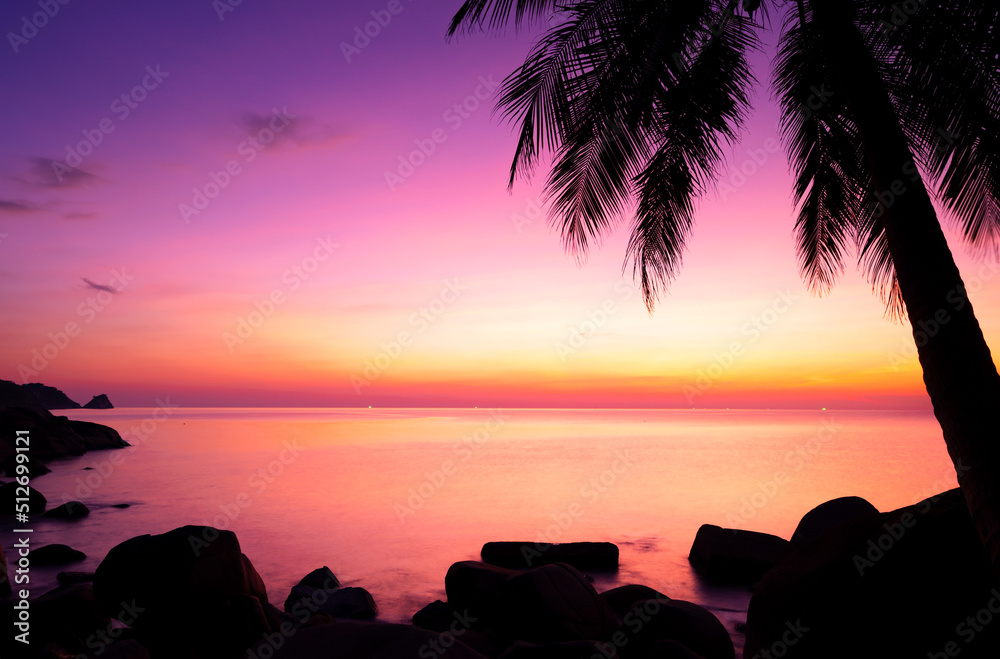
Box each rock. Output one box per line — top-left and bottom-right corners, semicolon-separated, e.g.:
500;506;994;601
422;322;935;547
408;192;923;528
30;544;86;566
322;586;378;619
267;621;489;658
624;599;733;659
745;488;1000;658
21;382;82;409
44;500;91;520
647;639;709;658
446;560;522;622
413;599;460;631
499;640;617;658
57;571;96;585
789;496;880;549
0;406;128;464
296;565;340;590
24;584;111;656
84;394;115;409
688;525;791;584
112;503;131;508
0;481;46;515
600;584;670;620
482;541;619;569
93;526;272;658
97;640;152;658
502;562;619;644
1;454;51;478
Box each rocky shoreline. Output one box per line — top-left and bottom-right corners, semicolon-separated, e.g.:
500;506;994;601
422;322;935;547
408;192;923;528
1;408;999;657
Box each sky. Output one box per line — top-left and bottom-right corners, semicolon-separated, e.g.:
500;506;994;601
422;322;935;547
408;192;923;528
0;0;997;409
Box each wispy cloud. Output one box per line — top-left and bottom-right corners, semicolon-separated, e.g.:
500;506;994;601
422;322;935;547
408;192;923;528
0;199;37;214
19;157;100;189
82;278;118;294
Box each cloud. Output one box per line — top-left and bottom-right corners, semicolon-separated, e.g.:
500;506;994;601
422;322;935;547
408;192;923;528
0;199;37;214
81;278;118;294
20;157;100;189
63;212;99;221
235;111;347;150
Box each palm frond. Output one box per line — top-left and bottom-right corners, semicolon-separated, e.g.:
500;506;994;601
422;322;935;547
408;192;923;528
448;0;563;37
863;0;1000;256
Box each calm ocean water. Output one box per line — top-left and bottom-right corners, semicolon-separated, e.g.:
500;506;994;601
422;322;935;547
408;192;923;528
4;407;957;654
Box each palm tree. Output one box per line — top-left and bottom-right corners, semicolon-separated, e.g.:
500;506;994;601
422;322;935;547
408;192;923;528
448;0;1000;574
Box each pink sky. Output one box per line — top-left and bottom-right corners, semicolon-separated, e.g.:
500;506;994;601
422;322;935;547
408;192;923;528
1;1;997;408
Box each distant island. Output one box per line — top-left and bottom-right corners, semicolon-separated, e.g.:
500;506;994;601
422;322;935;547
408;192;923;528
0;379;114;410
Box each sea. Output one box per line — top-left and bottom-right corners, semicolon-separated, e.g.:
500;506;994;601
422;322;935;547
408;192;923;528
3;407;958;655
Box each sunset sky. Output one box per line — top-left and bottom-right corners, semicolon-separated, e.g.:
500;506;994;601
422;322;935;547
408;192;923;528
1;0;997;408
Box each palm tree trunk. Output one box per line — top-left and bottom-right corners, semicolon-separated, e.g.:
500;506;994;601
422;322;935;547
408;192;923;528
809;0;1000;576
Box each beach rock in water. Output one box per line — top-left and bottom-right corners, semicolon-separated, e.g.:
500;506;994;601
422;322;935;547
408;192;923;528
267;621;488;658
57;570;96;585
0;481;46;515
44;500;90;520
647;639;710;658
599;584;670;620
501;562;619;644
296;565;340;590
688;525;791;584
745;488;1000;658
789;496;879;549
321;586;378;619
84;393;115;409
30;544;86;566
482;541;619;569
93;525;274;658
1;454;50;477
446;560;521;622
622;599;733;659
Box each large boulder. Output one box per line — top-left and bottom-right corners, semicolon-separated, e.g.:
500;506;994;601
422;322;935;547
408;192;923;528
501;562;619;644
0;583;111;658
745;488;1000;658
599;584;670;621
498;640;617;658
0;481;46;515
446;561;521;622
267;621;489;658
93;526;274;658
482;542;619;569
44;500;91;520
789;496;879;549
30;543;86;566
0;406;128;463
623;599;733;659
688;525;791;584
